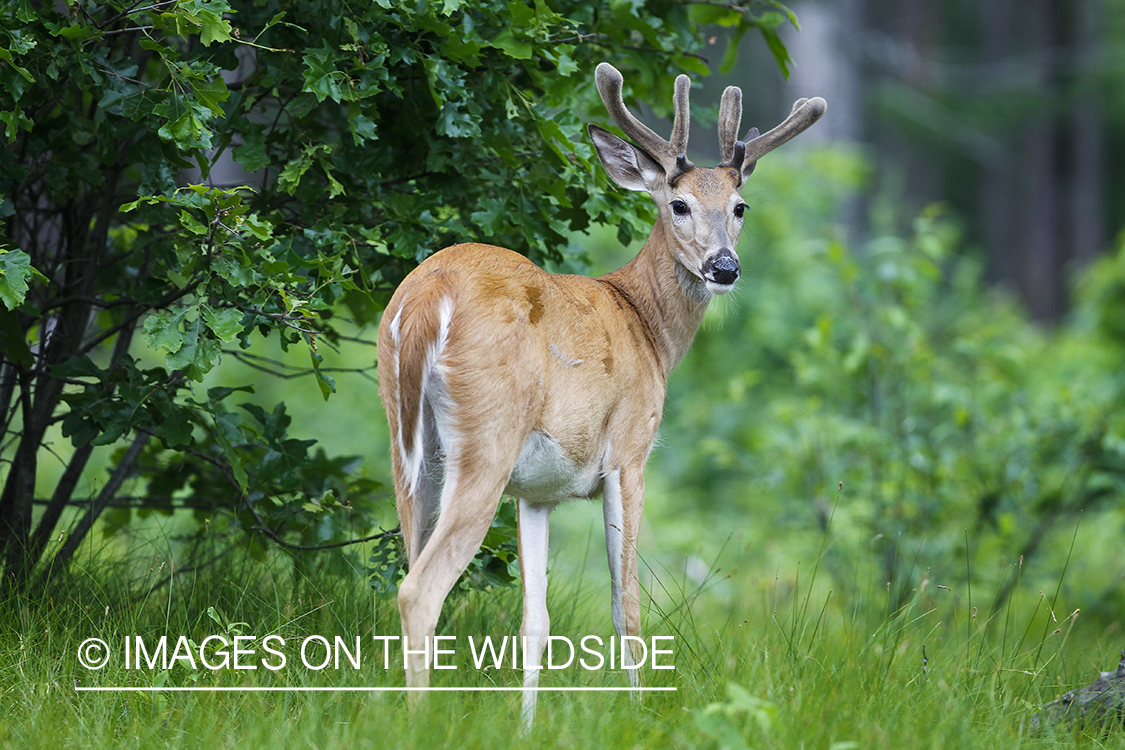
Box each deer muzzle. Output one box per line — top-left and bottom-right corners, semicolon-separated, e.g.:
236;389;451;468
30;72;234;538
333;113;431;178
704;249;740;289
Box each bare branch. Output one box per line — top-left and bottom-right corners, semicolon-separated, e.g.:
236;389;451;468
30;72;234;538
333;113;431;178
250;524;401;552
223;349;378;383
30;495;241;511
232;303;321;336
101;25;154;37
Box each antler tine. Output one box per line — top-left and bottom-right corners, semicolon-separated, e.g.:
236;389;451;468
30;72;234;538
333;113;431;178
595;62;695;184
742;96;827;167
669;75;693;160
717;86;742;165
727;141;746;172
666;74;696;183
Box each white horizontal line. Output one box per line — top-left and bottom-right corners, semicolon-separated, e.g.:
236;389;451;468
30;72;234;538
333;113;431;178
75;686;677;693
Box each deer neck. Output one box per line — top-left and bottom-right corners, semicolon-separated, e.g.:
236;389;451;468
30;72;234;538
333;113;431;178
600;220;711;376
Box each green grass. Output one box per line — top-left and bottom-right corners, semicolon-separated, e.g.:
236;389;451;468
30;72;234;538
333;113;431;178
2;524;1123;750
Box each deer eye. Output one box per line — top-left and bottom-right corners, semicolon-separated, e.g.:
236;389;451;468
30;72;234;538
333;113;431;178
734;203;747;219
670;200;690;216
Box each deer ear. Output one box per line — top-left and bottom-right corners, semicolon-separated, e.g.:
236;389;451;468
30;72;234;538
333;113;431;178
588;124;663;193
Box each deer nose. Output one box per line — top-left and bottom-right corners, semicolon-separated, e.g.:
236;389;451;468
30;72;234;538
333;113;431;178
704;250;740;286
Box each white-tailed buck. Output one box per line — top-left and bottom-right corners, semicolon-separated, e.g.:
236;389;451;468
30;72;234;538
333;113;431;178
376;62;824;724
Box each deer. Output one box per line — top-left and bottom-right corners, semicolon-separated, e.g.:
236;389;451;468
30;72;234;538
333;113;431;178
375;61;825;725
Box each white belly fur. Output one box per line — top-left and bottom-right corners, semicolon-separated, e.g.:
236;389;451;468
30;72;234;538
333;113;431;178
505;430;604;503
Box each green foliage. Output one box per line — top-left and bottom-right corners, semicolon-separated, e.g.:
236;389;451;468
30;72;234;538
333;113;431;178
687;1;798;77
462;497;521;590
0;248;45;311
0;248;46;367
1078;230;1125;349
693;683;778;750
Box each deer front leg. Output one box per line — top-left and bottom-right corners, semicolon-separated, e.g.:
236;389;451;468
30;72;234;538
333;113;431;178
517;498;553;729
603;466;645;689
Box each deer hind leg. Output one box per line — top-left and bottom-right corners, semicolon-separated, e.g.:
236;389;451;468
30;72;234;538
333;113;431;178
603;466;645;690
518;498;553;729
397;432;518;694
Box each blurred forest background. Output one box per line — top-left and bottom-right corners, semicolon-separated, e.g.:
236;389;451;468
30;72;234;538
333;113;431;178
2;0;1124;637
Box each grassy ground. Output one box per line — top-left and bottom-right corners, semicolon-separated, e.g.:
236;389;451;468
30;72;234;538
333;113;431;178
3;516;1124;750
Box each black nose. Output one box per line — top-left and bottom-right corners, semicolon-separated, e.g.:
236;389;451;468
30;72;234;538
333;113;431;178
704;250;740;286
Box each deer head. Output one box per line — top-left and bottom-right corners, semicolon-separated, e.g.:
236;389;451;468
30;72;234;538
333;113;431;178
588;62;826;298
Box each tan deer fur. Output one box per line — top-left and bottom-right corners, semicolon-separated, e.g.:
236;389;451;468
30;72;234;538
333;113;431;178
375;62;824;726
